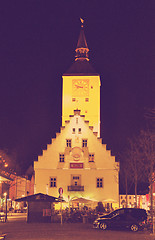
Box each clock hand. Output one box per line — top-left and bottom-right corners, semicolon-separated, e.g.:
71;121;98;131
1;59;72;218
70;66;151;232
75;85;83;88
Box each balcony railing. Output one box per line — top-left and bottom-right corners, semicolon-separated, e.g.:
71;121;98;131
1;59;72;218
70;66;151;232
68;185;84;191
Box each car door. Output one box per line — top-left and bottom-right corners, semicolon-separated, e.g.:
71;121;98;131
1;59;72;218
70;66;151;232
110;214;127;230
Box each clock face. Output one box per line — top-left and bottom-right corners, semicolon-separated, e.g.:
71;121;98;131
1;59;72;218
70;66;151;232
72;79;89;97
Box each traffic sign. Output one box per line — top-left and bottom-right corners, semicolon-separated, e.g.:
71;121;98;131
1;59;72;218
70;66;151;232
58;187;63;196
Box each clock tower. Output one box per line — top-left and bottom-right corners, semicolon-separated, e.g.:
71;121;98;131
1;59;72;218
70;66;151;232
62;20;101;137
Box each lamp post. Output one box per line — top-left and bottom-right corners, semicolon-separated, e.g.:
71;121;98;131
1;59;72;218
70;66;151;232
4;192;7;222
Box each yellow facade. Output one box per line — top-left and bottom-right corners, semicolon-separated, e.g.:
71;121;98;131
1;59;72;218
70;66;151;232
62;75;101;137
34;111;119;206
34;21;119;208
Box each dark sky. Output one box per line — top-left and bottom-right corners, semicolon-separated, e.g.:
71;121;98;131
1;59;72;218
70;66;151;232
0;1;154;173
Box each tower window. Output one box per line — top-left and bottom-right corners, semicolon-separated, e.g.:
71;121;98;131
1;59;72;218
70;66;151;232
89;153;94;162
66;139;72;147
76;118;78;124
50;177;57;187
82;139;87;147
96;178;103;188
85;98;89;102
72;128;76;134
78;128;81;134
59;153;65;162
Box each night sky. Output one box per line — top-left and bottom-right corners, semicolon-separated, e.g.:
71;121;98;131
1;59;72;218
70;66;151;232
0;1;154;173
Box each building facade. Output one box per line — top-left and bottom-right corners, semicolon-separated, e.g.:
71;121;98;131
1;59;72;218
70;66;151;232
34;21;119;208
120;195;149;210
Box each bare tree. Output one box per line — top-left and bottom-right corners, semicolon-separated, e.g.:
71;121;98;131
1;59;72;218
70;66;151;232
138;130;155;226
127;137;145;207
120;151;133;207
120;135;147;208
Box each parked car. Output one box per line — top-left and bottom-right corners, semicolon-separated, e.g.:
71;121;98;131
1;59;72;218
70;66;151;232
93;208;147;232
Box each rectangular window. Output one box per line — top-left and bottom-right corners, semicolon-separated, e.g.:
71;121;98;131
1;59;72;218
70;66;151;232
89;154;94;162
73;176;79;180
71;175;81;186
59;153;65;162
96;178;103;188
82;139;87;147
76;118;78;124
50;177;57;187
78;128;81;134
72;128;76;134
72;98;76;102
85;98;89;102
66;139;72;147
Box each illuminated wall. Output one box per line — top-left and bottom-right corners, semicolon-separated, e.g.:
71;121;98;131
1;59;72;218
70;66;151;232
62;75;101;137
34;112;119;205
34;21;119;207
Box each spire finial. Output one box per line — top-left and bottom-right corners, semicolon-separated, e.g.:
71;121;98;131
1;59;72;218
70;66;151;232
80;18;84;28
75;18;89;61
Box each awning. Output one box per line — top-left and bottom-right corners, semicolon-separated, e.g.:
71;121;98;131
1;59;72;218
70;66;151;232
102;199;117;203
70;197;97;204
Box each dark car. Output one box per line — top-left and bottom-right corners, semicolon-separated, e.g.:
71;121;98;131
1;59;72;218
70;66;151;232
99;208;147;221
93;208;147;232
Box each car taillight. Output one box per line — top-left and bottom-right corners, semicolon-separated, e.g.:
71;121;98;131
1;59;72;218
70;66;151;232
139;221;145;226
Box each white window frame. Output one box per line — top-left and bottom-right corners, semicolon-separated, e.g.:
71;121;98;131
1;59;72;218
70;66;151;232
89;153;94;162
59;153;65;162
82;139;87;147
50;177;57;188
66;139;72;147
78;128;81;134
96;178;103;188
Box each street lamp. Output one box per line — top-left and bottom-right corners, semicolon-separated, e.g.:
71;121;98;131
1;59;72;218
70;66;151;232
4;192;7;222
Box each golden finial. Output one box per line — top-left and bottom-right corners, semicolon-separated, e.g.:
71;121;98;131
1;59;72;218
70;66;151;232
80;18;84;28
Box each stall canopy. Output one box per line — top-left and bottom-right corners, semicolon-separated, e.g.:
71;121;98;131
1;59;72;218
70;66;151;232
15;193;62;223
15;193;60;203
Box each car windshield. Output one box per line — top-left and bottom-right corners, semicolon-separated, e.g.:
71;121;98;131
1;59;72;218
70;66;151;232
100;210;119;219
107;212;118;218
100;209;125;219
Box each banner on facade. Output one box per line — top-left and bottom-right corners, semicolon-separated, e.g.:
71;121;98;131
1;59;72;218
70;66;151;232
70;163;83;168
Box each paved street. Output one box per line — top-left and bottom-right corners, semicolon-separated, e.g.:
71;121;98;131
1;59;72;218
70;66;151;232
0;214;155;240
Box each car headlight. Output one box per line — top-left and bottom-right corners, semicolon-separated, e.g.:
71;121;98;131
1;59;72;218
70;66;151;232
93;220;98;223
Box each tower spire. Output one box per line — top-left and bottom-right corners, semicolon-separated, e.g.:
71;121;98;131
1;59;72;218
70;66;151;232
75;18;89;61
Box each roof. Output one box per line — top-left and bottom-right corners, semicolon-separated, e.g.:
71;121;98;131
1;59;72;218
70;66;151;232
64;60;99;76
0;170;14;181
64;20;99;76
76;27;88;49
15;193;60;202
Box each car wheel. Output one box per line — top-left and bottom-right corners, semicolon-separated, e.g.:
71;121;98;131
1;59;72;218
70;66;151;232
99;222;107;230
130;224;139;232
